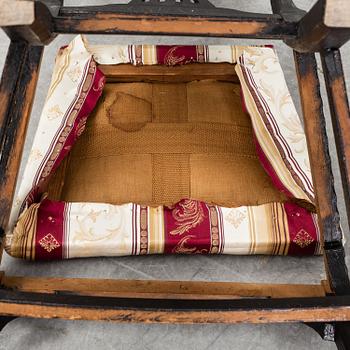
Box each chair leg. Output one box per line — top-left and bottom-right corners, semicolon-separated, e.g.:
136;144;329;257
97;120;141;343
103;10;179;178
306;322;335;342
306;322;350;349
335;322;350;350
0;316;16;331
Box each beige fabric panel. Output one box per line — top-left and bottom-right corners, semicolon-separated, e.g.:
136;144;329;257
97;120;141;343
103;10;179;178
47;80;286;207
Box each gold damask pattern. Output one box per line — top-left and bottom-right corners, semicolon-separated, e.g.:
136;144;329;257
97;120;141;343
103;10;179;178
47;105;64;120
225;209;246;229
170;200;205;236
172;235;197;254
164;46;186;65
39;233;60;253
293;229;314;248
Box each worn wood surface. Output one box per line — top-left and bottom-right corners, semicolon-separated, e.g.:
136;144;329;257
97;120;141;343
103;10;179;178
0;0;34;27
1;275;328;299
59;1;279;19
40;0;64;16
100;63;239;83
0;289;350;324
290;0;350;52
3;1;55;44
294;51;350;295
321;50;350;229
53;10;296;39
270;0;305;22
0;42;43;261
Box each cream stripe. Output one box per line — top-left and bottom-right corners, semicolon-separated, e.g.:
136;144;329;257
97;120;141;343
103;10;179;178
247;207;256;254
236;65;309;202
148;207;155;254
142;45;157;65
156;207;165;254
148;207;164;254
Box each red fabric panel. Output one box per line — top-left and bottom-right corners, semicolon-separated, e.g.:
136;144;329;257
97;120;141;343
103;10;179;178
35;199;65;260
284;202;319;256
163;199;212;254
156;46;201;65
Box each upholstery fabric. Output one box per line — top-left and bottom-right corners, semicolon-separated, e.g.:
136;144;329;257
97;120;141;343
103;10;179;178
5;36;320;260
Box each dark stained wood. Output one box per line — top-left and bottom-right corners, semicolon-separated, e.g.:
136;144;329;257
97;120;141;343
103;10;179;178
290;0;350;52
0;42;44;261
270;0;305;22
324;247;350;296
306;322;335;341
335;322;350;350
100;63;239;83
59;1;280;19
53;10;296;39
40;0;64;16
1;275;327;299
3;1;55;44
321;50;350;228
0;316;16;331
294;51;350;295
0;289;350;324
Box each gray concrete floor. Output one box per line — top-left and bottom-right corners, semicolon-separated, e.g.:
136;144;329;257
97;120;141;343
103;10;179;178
0;0;349;349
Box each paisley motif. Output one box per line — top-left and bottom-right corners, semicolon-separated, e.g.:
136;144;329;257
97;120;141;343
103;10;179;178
164;46;186;66
170;200;205;236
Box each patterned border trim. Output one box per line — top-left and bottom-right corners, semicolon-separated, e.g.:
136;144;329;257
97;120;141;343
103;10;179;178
235;49;314;203
6;199;320;260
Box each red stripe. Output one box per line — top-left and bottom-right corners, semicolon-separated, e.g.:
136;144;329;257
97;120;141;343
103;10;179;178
156;46;198;65
163;199;212;254
253;132;294;198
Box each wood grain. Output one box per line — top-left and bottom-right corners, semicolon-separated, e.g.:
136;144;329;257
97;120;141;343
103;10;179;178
290;0;350;52
3;1;55;44
0;289;350;324
294;51;350;295
53;12;295;39
0;43;43;261
321;50;350;229
1;276;328;299
100;63;239;83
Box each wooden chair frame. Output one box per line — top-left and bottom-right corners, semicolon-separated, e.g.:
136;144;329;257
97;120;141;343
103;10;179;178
0;0;350;347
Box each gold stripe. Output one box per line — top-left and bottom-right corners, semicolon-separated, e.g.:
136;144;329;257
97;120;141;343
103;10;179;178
9;203;40;260
148;206;164;254
157;206;165;254
231;46;236;64
247;207;255;254
148;207;156;254
280;204;290;255
272;203;280;255
143;45;157;65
